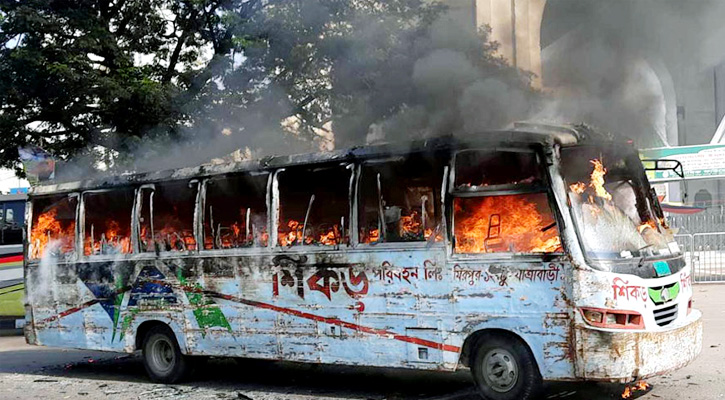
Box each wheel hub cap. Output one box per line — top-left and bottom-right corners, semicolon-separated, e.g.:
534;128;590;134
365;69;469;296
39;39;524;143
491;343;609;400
150;338;175;373
482;348;519;393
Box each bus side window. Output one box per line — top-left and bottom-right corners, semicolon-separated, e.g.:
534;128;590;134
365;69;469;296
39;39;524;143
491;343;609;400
277;165;350;247
452;150;561;254
455;150;541;189
358;155;444;244
203;173;269;249
139;182;197;252
453;193;561;254
29;195;78;260
83;189;135;256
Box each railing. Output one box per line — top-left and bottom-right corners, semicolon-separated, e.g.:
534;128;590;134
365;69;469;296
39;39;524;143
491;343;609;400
669;211;725;235
674;232;725;283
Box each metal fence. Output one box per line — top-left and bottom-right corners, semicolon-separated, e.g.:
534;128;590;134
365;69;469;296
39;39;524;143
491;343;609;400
669;211;725;283
673;231;725;283
668;211;725;234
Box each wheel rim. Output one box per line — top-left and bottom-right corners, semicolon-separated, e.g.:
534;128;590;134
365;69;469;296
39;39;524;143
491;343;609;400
481;348;519;393
149;336;175;374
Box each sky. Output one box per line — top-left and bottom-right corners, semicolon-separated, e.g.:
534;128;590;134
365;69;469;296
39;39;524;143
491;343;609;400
0;168;29;194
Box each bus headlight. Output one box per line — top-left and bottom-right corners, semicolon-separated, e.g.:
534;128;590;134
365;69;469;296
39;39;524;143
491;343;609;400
579;307;644;329
582;309;604;324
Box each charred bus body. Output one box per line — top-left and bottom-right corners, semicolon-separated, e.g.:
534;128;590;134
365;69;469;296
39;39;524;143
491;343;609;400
23;125;701;399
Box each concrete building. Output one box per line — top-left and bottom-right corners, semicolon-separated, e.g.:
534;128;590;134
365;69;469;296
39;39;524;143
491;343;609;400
440;0;725;206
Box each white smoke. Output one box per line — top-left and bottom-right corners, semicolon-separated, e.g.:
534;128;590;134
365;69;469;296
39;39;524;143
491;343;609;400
26;240;60;305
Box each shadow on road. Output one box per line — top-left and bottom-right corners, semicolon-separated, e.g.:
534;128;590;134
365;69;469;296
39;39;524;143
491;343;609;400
0;344;646;400
0;328;23;337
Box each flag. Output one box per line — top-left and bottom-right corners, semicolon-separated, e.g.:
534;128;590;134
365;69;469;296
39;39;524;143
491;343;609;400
18;146;55;184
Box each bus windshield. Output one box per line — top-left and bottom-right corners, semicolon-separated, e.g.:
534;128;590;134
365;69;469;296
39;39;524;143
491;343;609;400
561;146;678;260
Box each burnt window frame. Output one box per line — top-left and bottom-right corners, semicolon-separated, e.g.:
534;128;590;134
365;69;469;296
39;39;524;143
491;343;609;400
355;154;448;249
452;148;547;194
270;162;355;251
198;171;272;254
559;144;671;266
448;147;565;259
134;180;202;256
26;192;81;264
79;188;136;260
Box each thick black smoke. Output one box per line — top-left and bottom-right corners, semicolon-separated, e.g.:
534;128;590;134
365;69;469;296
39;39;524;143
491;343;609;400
539;0;725;148
64;1;539;179
62;0;724;179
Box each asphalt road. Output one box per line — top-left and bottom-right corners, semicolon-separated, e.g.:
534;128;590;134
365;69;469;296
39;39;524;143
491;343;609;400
0;285;723;400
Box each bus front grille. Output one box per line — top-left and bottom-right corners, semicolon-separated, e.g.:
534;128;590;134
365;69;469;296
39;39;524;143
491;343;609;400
653;304;678;327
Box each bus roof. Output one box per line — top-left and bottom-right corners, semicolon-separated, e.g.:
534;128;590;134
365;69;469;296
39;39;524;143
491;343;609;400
29;123;621;196
0;193;27;202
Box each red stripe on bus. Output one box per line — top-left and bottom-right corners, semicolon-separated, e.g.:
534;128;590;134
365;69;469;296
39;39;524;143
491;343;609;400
0;254;23;263
41;299;100;323
176;282;461;353
39;286;132;324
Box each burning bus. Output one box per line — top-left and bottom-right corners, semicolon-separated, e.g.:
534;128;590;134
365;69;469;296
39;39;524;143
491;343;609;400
23;124;701;399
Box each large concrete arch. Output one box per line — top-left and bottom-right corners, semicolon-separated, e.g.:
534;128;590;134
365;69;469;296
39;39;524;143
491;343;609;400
437;0;548;87
436;0;680;145
539;1;678;147
474;0;548;87
644;53;678;147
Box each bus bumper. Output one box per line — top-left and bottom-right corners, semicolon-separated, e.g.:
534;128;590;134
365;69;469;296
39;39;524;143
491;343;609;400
575;310;702;382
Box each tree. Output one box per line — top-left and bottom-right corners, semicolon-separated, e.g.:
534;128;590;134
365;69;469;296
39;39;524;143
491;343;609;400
0;0;537;174
0;0;235;171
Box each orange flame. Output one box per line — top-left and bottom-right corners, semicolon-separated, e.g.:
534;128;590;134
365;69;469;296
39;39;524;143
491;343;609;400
454;195;561;254
589;159;612;201
30;208;76;259
203;210;266;249
622;380;650;399
400;211;423;239
156;226;196;251
318;225;340;245
366;228;380;243
637;220;657;234
571;159;660;233
278;219;343;246
532;236;562;253
139;216;196;252
569;182;587;194
84;220;132;256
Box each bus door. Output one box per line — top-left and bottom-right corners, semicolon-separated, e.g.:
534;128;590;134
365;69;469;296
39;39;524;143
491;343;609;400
448;149;575;379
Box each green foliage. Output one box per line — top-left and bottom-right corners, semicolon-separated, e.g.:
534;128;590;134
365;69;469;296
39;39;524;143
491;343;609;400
0;0;232;170
0;0;536;173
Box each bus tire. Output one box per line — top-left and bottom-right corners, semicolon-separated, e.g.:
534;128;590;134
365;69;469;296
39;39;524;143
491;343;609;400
471;333;542;400
142;325;190;383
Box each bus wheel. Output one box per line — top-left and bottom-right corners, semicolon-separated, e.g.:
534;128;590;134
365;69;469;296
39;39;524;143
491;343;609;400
471;334;542;400
142;325;190;383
